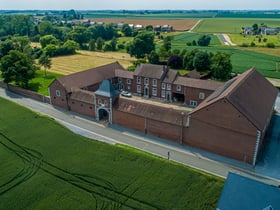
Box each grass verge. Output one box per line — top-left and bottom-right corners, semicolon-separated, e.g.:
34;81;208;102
0;97;224;209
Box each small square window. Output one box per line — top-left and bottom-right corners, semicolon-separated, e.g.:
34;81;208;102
176;85;181;91
199;92;205;100
152;88;157;96
152;79;157;87
162;83;166;90
137;77;141;84
137;85;141;93
167;84;171;91
127;79;131;84
144;78;149;85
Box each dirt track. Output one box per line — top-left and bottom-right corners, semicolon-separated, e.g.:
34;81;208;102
90;18;198;31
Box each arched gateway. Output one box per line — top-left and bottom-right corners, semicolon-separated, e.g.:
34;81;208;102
94;80;120;124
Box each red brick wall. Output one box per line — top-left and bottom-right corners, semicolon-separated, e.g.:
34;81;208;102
69;99;95;118
185;99;258;164
184;87;214;106
113;110;145;133
147;119;181;143
49;80;69;109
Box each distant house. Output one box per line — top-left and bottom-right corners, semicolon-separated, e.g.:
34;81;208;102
134;24;143;30
217;173;280;210
261;27;280;35
242;27;254;35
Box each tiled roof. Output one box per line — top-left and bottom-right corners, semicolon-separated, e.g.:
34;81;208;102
115;98;187;125
115;69;134;79
70;88;94;104
55;62;125;92
163;69;178;84
191;68;278;130
134;63;167;79
174;77;223;90
186;70;201;79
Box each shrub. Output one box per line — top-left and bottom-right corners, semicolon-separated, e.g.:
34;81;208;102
266;43;275;48
240;43;249;47
250;42;256;47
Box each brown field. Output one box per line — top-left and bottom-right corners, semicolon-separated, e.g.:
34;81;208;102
91;18;198;31
49;50;135;75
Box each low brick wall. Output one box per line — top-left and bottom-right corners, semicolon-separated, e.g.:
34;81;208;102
0;81;50;104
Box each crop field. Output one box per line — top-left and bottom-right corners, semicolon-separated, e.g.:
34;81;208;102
193;18;280;33
49;50;136;75
172;32;221;46
0;97;224;209
84;12;217;19
229;34;280;47
87;18;198;31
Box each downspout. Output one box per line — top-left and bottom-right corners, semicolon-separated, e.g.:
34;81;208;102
186;114;191;127
253;130;261;166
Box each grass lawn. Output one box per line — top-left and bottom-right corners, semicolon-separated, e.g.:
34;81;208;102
193;18;280;34
171;32;221;46
229;34;280;47
49;50;135;75
28;70;62;95
0;97;224;209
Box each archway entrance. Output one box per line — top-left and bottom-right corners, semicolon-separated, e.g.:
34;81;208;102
98;109;109;121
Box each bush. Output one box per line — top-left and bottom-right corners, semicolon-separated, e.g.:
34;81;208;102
266;43;275;48
240;43;249;47
250;42;256;47
263;38;268;42
186;42;192;46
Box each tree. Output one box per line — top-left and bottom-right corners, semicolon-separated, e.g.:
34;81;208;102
38;52;52;77
110;37;118;51
0;50;36;87
127;32;155;58
88;39;96;51
67;26;92;48
193;51;210;71
148;50;159;64
197;35;211;46
211;52;232;80
38;21;54;36
167;54;183;69
163;36;172;51
96;37;104;51
183;49;199;70
121;24;133;36
39;35;59;48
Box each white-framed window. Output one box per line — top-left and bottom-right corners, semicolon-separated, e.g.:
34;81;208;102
152;79;157;87
167;84;171;91
56;90;61;97
199;92;205;100
127;79;131;84
152;88;157;96
162;83;166;90
137;76;141;84
98;99;102;105
137;85;141;93
118;77;122;83
190;100;197;107
161;90;166;98
176;85;181;91
144;78;149;85
104;100;108;107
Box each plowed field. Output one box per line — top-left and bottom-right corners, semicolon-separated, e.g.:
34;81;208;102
91;18;198;31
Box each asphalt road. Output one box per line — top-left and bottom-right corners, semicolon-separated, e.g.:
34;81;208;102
0;87;279;185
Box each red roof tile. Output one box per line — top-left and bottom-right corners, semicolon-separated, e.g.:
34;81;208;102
174;77;223;91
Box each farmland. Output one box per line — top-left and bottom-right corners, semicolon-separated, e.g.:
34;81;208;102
87;18;198;31
0;97;224;209
48;51;136;75
193;18;280;33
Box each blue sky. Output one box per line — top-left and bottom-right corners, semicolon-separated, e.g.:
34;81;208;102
1;0;279;10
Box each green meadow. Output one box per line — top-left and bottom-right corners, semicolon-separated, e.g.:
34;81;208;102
0;97;224;209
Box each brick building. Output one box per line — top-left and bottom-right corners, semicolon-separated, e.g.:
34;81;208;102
49;62;277;165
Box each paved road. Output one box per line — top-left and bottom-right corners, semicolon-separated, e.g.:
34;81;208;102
0;88;279;186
